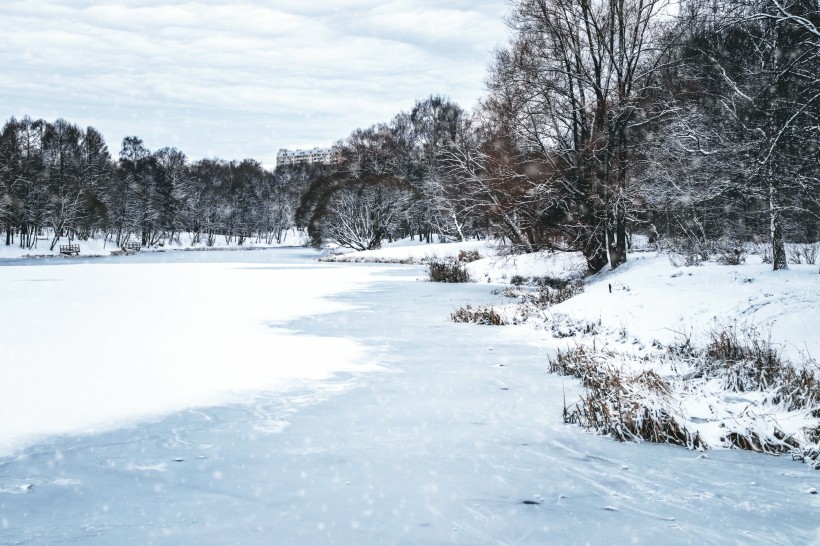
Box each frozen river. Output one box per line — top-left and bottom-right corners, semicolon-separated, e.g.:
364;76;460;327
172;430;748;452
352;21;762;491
0;249;818;544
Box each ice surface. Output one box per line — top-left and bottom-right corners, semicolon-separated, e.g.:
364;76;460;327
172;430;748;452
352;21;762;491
0;249;383;455
1;248;818;544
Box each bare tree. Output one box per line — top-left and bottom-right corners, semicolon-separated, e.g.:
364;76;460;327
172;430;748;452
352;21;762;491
481;0;678;271
653;0;820;268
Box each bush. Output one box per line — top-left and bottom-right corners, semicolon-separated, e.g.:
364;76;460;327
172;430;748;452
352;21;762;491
787;243;819;265
508;274;575;289
501;279;584;307
535;280;584;306
750;242;773;264
428;260;471;283
534;276;575;290
450;304;506;325
457;249;481;263
715;244;746;265
549;345;705;449
549;326;820;457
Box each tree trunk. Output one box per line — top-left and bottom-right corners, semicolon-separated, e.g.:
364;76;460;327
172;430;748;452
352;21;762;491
583;228;609;273
770;179;787;271
608;204;628;269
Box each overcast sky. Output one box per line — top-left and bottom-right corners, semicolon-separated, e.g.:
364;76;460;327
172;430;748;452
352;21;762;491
1;1;508;167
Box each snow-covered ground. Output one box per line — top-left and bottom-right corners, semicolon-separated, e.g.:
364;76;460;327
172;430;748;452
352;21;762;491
547;252;820;359
331;239;820;453
327;237;587;280
0;229;308;260
1;244;819;544
334;239;819;356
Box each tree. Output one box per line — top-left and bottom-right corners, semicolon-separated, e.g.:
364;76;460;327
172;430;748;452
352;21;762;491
300;174;417;251
653;0;820;268
153;147;187;244
43;119;85;249
409;96;473;241
482;0;678;272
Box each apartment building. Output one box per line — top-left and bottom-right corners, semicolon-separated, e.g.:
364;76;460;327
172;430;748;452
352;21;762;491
276;147;340;167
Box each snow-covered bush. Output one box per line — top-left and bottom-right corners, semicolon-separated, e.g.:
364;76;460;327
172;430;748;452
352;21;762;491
749;242;773;264
787;243;819;265
457;249;481;263
549;344;705;449
428;260;471;283
714;243;746;265
496;279;583;308
549;327;820;462
450;305;506;325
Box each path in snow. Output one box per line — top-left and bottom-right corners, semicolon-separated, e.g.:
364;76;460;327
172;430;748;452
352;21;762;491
0;251;818;544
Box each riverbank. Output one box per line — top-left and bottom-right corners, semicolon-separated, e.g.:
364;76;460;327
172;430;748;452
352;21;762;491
0;230;309;260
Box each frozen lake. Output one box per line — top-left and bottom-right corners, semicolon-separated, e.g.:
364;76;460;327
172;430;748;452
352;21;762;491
1;249;818;544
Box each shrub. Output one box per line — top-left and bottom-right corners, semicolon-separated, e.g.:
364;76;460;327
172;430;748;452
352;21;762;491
501;279;584;308
535;280;584;306
428;260;470;283
787;243;819;265
549;326;820;458
750;242;773;264
715;244;746;265
450;304;506;325
533;276;575;290
457;249;481;263
805;243;819;265
549;345;705;449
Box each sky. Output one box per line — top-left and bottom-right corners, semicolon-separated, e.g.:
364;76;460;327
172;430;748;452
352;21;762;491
0;1;509;168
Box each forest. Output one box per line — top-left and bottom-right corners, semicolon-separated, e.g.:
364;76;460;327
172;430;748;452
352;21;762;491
1;0;817;273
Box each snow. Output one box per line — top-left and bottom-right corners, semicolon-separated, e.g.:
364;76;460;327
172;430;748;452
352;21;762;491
0;250;383;456
326;238;496;262
331;240;820;451
0;229;308;260
1;244;819;544
550;252;820;359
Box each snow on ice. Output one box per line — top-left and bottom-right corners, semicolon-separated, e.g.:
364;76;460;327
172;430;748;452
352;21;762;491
0;241;819;544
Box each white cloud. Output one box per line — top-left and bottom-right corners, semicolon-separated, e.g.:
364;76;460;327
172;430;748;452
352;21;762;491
0;0;508;167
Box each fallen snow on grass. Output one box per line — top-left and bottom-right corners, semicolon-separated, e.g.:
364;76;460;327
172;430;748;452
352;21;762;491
553;253;820;359
0;253;384;456
325;237;589;283
322;238;496;263
454;248;820;459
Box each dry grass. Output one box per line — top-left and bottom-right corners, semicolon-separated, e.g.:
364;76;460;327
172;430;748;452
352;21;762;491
549;345;705;449
457;249;481;263
702;324;820;413
428;260;471;283
549;326;820;459
450;305;506;326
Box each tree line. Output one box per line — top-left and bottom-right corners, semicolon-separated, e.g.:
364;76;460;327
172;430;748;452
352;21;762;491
0;116;326;250
298;0;819;272
4;0;816;272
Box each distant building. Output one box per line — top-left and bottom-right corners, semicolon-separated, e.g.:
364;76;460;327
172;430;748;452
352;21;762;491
276;146;340;167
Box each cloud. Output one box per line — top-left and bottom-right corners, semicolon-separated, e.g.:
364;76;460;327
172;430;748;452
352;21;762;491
0;0;508;167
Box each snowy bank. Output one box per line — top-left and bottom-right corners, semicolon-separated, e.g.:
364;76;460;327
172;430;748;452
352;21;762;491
0;229;309;260
443;246;820;460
